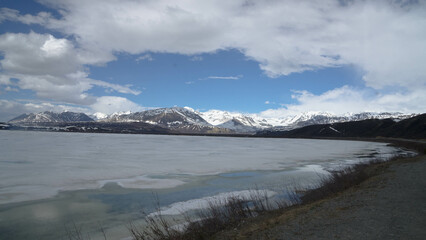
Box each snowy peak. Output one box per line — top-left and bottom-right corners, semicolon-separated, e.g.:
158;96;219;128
199;109;236;126
91;112;109;120
345;112;414;121
7;108;418;134
8;111;94;123
100;107;234;134
199;110;271;129
199;110;417;132
217;118;257;133
102;107;210;127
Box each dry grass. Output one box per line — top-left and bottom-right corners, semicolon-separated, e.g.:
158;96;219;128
75;139;426;240
128;189;295;240
300;160;378;204
128;151;419;240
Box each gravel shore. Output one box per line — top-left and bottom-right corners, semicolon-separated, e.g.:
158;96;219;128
214;153;426;240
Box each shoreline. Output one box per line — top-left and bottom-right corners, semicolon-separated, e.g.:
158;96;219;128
211;139;426;240
0;136;422;239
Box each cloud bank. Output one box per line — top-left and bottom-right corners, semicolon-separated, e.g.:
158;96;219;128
6;0;422;87
0;0;425;120
260;86;426;118
0;32;141;120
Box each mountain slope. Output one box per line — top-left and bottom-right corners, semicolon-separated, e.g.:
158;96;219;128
6;108;420;135
103;107;207;125
199;110;271;129
261;112;417;130
257;114;426;139
217;118;259;133
199;110;416;131
102;107;232;134
8;111;94;123
5;121;174;134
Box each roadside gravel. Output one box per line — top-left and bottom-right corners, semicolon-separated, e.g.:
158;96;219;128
214;154;426;240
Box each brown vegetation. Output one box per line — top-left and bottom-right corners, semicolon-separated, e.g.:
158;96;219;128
128;141;423;240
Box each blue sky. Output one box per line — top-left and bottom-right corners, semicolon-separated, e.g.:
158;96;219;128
88;50;362;112
0;0;425;121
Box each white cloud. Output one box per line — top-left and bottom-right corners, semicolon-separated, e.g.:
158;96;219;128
5;0;423;90
0;8;51;25
1;0;426;115
3;86;19;92
260;86;426;118
88;78;141;95
190;56;203;61
207;75;242;80
264;100;277;105
187;75;243;84
0;32;80;76
136;54;153;62
90;96;144;114
0;32;140;105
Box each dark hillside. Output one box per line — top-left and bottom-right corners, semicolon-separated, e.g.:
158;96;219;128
257;114;426;139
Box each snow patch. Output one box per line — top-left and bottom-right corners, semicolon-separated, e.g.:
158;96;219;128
91;112;108;120
329;126;341;133
98;176;186;189
149;190;277;217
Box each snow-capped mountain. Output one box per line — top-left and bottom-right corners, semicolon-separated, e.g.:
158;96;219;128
199;109;272;132
102;107;208;125
7;107;418;134
267;112;348;130
198;110;417;132
274;112;416;130
91;112;109;120
100;107;232;134
8;111;94;123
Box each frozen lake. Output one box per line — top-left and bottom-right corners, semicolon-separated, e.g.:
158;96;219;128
0;131;404;239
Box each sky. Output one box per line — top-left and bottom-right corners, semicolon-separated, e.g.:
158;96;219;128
0;0;425;121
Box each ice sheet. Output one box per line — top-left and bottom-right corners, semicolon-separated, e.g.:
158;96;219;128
0;131;399;204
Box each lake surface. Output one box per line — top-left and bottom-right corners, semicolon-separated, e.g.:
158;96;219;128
0;131;406;239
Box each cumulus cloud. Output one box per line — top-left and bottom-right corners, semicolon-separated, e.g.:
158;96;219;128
1;0;426;115
0;32;140;105
0;32;80;76
3;0;424;90
260;86;426;118
90;96;145;114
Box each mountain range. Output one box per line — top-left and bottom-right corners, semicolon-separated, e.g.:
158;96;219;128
7;107;418;134
9;111;94;123
257;113;426;139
